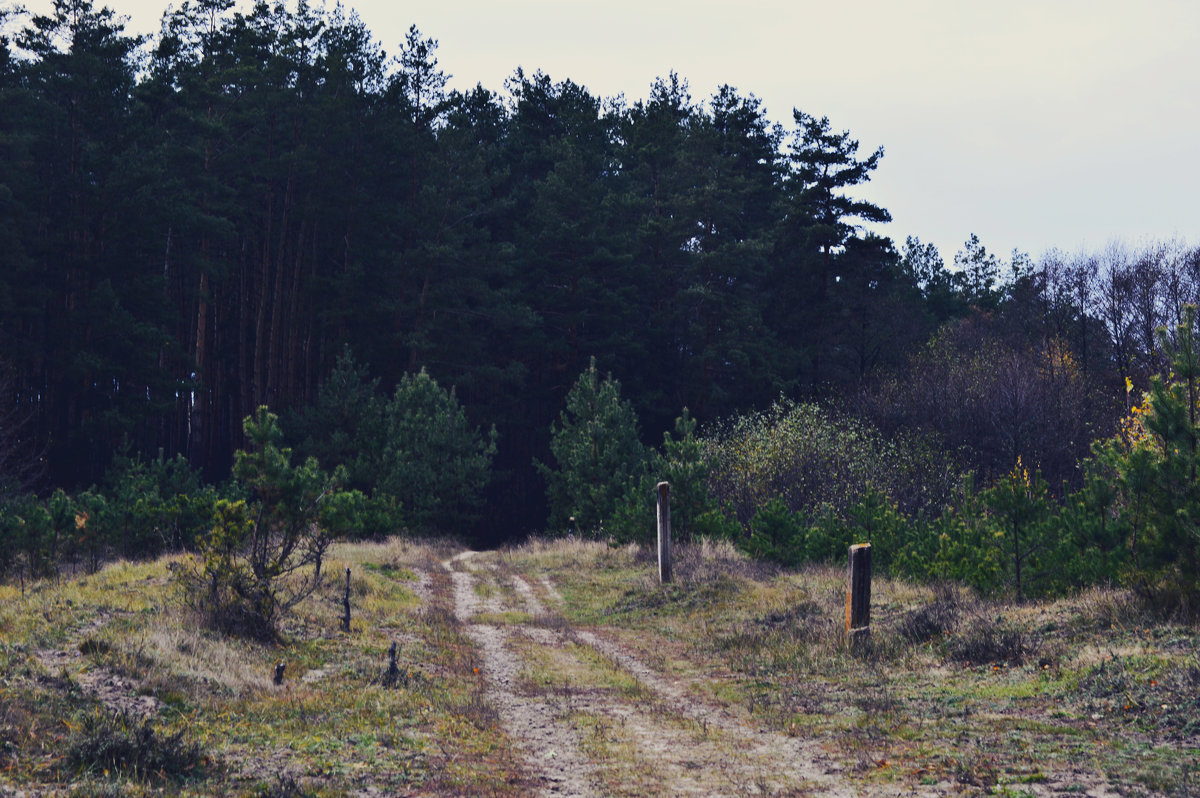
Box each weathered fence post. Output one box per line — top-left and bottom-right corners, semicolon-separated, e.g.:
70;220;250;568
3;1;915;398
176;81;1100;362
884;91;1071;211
657;481;672;584
342;567;352;633
382;641;400;687
846;543;872;650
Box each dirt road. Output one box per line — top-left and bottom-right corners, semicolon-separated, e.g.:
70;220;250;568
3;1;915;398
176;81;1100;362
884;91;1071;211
442;550;936;798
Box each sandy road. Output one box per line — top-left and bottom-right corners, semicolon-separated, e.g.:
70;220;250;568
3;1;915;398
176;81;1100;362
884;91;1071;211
445;552;599;797
438;551;936;797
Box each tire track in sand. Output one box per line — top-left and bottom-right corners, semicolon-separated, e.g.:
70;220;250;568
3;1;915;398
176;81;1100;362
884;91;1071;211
514;571;957;798
445;552;597;797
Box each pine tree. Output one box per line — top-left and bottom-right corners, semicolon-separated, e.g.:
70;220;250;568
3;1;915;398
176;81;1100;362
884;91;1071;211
537;358;650;535
773;110;891;388
378;369;497;535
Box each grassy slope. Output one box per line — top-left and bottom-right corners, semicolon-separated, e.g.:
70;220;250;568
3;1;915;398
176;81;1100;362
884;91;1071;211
0;540;533;797
1;537;1197;796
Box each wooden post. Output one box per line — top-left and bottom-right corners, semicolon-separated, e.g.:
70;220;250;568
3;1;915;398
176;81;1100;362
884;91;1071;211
382;641;400;687
342;567;352;633
657;481;672;584
846;543;872;649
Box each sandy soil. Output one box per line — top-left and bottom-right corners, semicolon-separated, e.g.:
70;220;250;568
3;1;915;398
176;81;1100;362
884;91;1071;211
24;550;1139;797
442;553;924;797
435;553;1138;797
446;551;599;796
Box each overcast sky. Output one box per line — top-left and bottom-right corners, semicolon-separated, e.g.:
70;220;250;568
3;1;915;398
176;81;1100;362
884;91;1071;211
14;0;1200;264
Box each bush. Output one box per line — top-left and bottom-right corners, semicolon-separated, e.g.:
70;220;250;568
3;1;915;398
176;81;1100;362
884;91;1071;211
890;479;1007;594
605;408;732;545
1036;473;1127;595
254;774;318;798
0;493;54;580
0;454;220;580
729;484;913;571
1085;306;1200;614
293;352;494;536
944;612;1036;666
67;707;205;781
703;399;957;530
658;408;722;541
290;346;384;491
804;489;908;566
100;452;218;558
0;488;100;579
192;499;277;640
896;583;963;643
690;507;743;542
745;498;803;565
605;478;657;545
980;459;1056;598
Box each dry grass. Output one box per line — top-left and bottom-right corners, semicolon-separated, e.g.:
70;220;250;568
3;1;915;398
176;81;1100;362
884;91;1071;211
5;536;1199;796
504;537;1200;796
0;539;534;796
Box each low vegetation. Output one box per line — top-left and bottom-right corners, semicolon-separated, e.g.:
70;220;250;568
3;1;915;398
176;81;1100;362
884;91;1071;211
2;536;1197;795
0;539;527;796
505;538;1200;796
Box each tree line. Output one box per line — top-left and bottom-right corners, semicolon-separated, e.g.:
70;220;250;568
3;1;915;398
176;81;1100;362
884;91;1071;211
2;0;1199;546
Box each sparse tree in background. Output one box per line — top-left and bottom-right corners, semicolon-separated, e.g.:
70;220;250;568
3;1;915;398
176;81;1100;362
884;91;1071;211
863;317;1103;488
784;111;890;257
1129;248;1166;373
901;234;961;322
953;234;1002;310
772;110;892;389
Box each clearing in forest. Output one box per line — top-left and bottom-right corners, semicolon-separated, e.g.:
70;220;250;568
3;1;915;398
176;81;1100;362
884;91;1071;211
1;537;1197;796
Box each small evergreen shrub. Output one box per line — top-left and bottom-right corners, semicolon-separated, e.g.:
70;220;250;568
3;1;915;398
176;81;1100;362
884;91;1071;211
1083;306;1200;614
745;498;803;565
100;452;219;558
291;350;495;536
378;369;497;535
183;408;358;640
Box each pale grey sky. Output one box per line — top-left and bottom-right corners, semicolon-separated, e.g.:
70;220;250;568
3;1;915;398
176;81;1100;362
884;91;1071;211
14;0;1200;263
